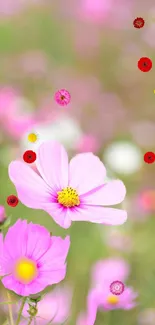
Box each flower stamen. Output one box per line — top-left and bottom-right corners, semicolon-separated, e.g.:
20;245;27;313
107;295;119;305
57;187;80;207
14;257;38;284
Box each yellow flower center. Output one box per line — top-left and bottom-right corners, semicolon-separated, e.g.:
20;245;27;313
14;258;38;284
107;295;119;305
28;133;38;143
57;187;80;207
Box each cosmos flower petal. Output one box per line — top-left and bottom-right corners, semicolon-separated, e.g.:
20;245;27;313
81;180;126;205
2;275;51;296
91;258;130;287
38;236;70;269
86;289;102;325
43;203;72;229
26;223;51;260
36;140;69;189
8;161;51;209
38;266;67;287
3;219;28;260
70;205;127;225
69;153;106;195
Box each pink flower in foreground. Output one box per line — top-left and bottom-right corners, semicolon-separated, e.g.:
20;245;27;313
9;141;127;229
22;285;72;324
77;258;137;325
0;205;6;224
0;219;70;296
54;89;71;106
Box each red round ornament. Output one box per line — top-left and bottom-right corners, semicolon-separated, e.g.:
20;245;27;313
138;57;152;72
7;195;19;207
133;17;145;29
144;152;155;164
110;281;124;296
23;150;36;163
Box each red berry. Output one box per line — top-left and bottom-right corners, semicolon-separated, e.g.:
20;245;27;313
133;17;145;29
23;150;36;163
144;152;155;164
7;195;19;207
138;57;152;72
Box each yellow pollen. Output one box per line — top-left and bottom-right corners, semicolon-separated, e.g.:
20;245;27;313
107;295;119;305
57;187;80;207
14;258;38;284
28;133;38;143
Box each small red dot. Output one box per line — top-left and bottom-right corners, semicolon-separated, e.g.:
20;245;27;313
7;195;19;207
144;152;155;164
23;150;36;164
138;57;152;72
133;17;145;29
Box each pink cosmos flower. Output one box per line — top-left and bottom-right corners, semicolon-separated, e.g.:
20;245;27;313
0;205;6;224
22;285;72;324
0;219;70;296
77;258;137;325
54;89;71;106
91;258;130;288
8;140;127;229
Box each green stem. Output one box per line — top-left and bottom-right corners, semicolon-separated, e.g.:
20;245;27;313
6;291;14;325
15;297;27;325
27;316;33;325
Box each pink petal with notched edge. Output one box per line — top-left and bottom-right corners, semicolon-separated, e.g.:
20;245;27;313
38;236;70;269
70;205;127;225
25;223;51;260
69;153;106;195
8;161;52;209
42;202;72;229
2;274;56;296
36;140;69;190
81;180;126;205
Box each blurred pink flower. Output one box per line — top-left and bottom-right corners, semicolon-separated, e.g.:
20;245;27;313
130;120;155;148
138;190;155;213
104;229;133;252
74;0;134;29
77;258;137;325
0;205;6;224
143;24;155;48
0;87;36;140
78;0;112;23
22;285;72;324
18;51;49;79
9;140;127;229
76;134;100;153
0;219;70;296
91;258;130;288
